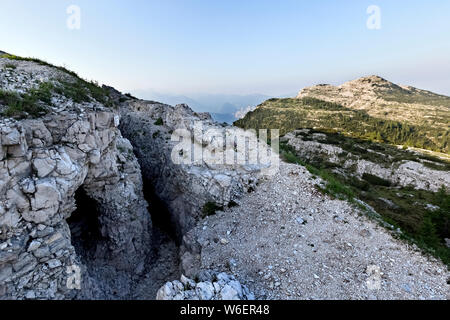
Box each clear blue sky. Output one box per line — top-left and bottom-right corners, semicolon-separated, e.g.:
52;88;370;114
1;0;449;96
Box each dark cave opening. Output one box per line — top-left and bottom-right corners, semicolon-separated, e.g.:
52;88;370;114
142;179;181;246
67;188;105;262
66;180;182;299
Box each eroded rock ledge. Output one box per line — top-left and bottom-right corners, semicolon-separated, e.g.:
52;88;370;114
0;108;151;299
0;55;160;299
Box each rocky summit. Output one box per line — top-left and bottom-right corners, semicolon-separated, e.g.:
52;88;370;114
0;54;449;300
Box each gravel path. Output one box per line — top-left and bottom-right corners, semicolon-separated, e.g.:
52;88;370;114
188;162;449;300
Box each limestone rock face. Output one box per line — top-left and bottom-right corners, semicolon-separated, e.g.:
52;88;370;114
119;101;269;237
0;111;151;299
0;57;151;299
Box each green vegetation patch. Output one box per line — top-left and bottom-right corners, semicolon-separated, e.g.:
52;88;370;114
1;53;114;108
4;63;16;69
362;173;391;187
0;82;54;118
235;97;449;153
154;117;164;126
54;78;113;106
201;202;223;218
1;54;79;78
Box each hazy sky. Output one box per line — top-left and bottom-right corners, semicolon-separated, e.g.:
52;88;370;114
1;0;450;96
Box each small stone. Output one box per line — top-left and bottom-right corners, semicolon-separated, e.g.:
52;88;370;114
196;282;215;300
360;229;371;238
296;217;305;225
180;274;196;289
27;240;41;252
33;246;50;258
0;265;12;282
402;284;412;293
220;238;229;245
445;238;450;249
220;285;240;300
46;259;62;269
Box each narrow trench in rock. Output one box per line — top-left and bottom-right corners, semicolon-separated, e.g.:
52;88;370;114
67;182;182;299
135;179;182;298
143;179;181;245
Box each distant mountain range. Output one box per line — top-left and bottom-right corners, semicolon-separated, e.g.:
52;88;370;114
131;90;288;123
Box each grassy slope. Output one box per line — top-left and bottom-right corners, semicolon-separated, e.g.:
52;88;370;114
235;97;450;154
0;54;114;118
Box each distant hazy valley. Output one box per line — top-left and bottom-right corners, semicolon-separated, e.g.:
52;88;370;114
131;90;286;123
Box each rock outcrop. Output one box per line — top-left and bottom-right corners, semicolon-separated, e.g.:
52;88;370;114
156;272;254;300
0;57;151;299
282;129;449;192
119;100;270;238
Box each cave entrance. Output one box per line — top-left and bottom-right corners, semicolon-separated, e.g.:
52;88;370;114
142;179;181;245
67;187;105;263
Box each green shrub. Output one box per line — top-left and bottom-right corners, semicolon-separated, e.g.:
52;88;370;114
53;79;112;106
124;93;137;99
154;117;164;126
362;173;391;187
0;82;54;118
4;63;16;69
201;202;223;218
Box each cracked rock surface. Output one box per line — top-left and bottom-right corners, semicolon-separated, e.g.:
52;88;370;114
0;57;151;299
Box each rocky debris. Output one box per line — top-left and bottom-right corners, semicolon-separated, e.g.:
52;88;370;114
119;101;271;237
184;162;449;300
0;57;151;299
282;130;450;192
445;239;450;249
156;272;254;300
2;55;448;301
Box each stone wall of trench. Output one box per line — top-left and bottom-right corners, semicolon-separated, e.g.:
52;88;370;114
0;110;151;299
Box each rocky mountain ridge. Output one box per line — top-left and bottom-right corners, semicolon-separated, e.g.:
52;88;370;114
236;76;450;153
0;54;448;300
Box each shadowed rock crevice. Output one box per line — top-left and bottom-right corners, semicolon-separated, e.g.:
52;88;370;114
142;179;181;245
67;188;105;265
